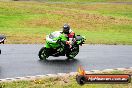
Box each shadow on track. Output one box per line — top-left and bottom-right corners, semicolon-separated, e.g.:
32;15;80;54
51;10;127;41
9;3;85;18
38;58;80;66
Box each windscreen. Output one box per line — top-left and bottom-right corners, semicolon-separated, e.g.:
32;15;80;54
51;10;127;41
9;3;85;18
49;31;61;39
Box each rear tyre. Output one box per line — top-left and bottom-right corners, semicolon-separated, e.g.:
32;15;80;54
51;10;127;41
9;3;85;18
38;47;48;60
66;45;79;59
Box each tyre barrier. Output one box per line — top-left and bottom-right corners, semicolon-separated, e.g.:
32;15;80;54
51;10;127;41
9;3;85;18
0;67;132;82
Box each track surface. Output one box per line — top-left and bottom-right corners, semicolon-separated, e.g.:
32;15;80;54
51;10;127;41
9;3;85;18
0;44;132;79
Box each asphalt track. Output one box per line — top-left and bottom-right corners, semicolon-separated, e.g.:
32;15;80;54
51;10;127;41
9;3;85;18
0;44;132;79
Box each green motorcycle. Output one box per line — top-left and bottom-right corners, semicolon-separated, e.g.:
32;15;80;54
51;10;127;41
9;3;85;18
38;31;85;60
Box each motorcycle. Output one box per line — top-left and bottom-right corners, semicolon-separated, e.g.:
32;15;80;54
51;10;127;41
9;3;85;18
38;31;85;60
0;35;6;44
0;35;6;54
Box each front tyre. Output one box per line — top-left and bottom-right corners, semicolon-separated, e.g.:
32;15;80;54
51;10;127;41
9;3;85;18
38;47;48;60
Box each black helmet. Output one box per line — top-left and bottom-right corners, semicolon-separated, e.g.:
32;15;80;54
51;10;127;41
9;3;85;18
63;24;70;34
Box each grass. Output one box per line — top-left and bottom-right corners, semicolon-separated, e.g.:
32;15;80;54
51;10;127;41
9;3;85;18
0;1;132;44
5;0;132;2
0;70;132;88
46;0;132;2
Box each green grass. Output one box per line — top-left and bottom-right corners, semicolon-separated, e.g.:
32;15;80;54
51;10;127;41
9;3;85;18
0;70;132;88
47;0;132;2
1;0;132;2
0;1;132;44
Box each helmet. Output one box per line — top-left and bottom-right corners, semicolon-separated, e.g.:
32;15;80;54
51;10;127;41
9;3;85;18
63;24;70;34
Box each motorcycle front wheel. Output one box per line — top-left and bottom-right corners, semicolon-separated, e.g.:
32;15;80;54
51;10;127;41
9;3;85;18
38;47;48;60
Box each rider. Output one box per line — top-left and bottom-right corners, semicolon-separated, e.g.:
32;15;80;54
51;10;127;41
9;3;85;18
62;24;75;49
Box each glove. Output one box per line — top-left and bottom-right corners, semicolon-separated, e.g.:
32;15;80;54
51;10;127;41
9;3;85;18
66;41;72;48
66;41;71;45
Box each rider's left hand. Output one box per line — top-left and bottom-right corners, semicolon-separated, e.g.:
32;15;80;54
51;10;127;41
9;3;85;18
66;41;71;45
66;41;72;48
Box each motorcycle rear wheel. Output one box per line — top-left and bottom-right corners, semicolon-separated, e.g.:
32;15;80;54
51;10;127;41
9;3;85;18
66;45;79;59
38;47;48;60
